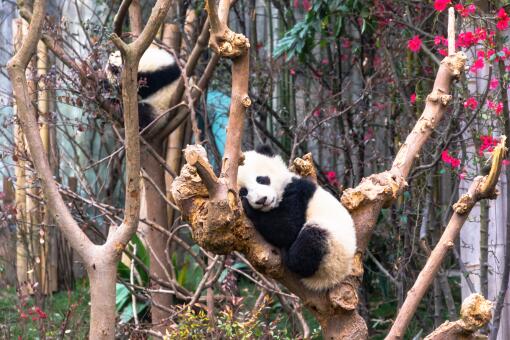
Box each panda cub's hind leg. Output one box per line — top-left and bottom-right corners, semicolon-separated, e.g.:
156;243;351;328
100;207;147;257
284;224;328;278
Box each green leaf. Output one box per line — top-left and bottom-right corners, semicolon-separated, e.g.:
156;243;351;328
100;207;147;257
115;283;130;312
117;262;130;281
334;17;343;36
119;301;149;324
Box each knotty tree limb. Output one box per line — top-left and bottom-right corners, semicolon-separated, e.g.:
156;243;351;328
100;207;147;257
171;4;468;339
424;294;492;340
8;0;173;338
386;138;507;339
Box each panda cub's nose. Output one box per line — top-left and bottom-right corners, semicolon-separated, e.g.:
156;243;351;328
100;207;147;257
256;197;267;205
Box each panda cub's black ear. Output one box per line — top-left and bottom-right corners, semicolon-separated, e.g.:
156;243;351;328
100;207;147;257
255;144;275;157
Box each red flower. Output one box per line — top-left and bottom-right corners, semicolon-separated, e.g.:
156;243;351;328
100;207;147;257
455;4;476;17
501;47;510;59
464;97;478;110
438;48;448;56
457;31;477;48
479;135;500;155
497;8;509;30
434;35;443;45
490;79;499;90
408;35;422;52
410;93;417;104
466;4;476;15
495;102;504;115
486;99;503;114
19;312;28;320
326;171;338;186
434;0;451;12
442;150;452;163
34;306;47;319
475;28;487;41
450;158;461;168
290;68;296;76
441;150;461;168
470;57;484;73
503;160;510;166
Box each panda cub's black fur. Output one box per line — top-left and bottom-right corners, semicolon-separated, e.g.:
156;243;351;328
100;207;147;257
237;145;356;291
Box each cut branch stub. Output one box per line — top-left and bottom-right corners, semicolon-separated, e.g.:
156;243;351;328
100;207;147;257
341;171;406;211
184;145;219;194
290;153;318;183
424;294;492;340
209;28;250;59
442;51;467;78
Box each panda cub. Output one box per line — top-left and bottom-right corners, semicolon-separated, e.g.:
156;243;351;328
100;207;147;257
106;46;181;129
237;145;356;291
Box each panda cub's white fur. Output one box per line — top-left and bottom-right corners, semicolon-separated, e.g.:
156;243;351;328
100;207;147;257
237;146;357;291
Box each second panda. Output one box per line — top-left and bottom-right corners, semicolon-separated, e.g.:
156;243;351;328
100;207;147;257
105;46;181;129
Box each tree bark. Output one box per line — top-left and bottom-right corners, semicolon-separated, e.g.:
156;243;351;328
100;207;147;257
87;250;118;339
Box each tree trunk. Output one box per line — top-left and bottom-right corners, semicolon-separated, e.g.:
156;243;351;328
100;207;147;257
87;252;118;339
140;142;172;325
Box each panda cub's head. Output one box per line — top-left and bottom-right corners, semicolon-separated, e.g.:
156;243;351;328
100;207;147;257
237;145;294;212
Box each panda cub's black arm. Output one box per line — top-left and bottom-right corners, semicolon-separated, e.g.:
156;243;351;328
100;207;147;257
241;198;292;248
242;177;317;249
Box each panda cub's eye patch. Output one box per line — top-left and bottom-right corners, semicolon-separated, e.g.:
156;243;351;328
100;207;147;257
256;176;271;185
239;187;248;197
